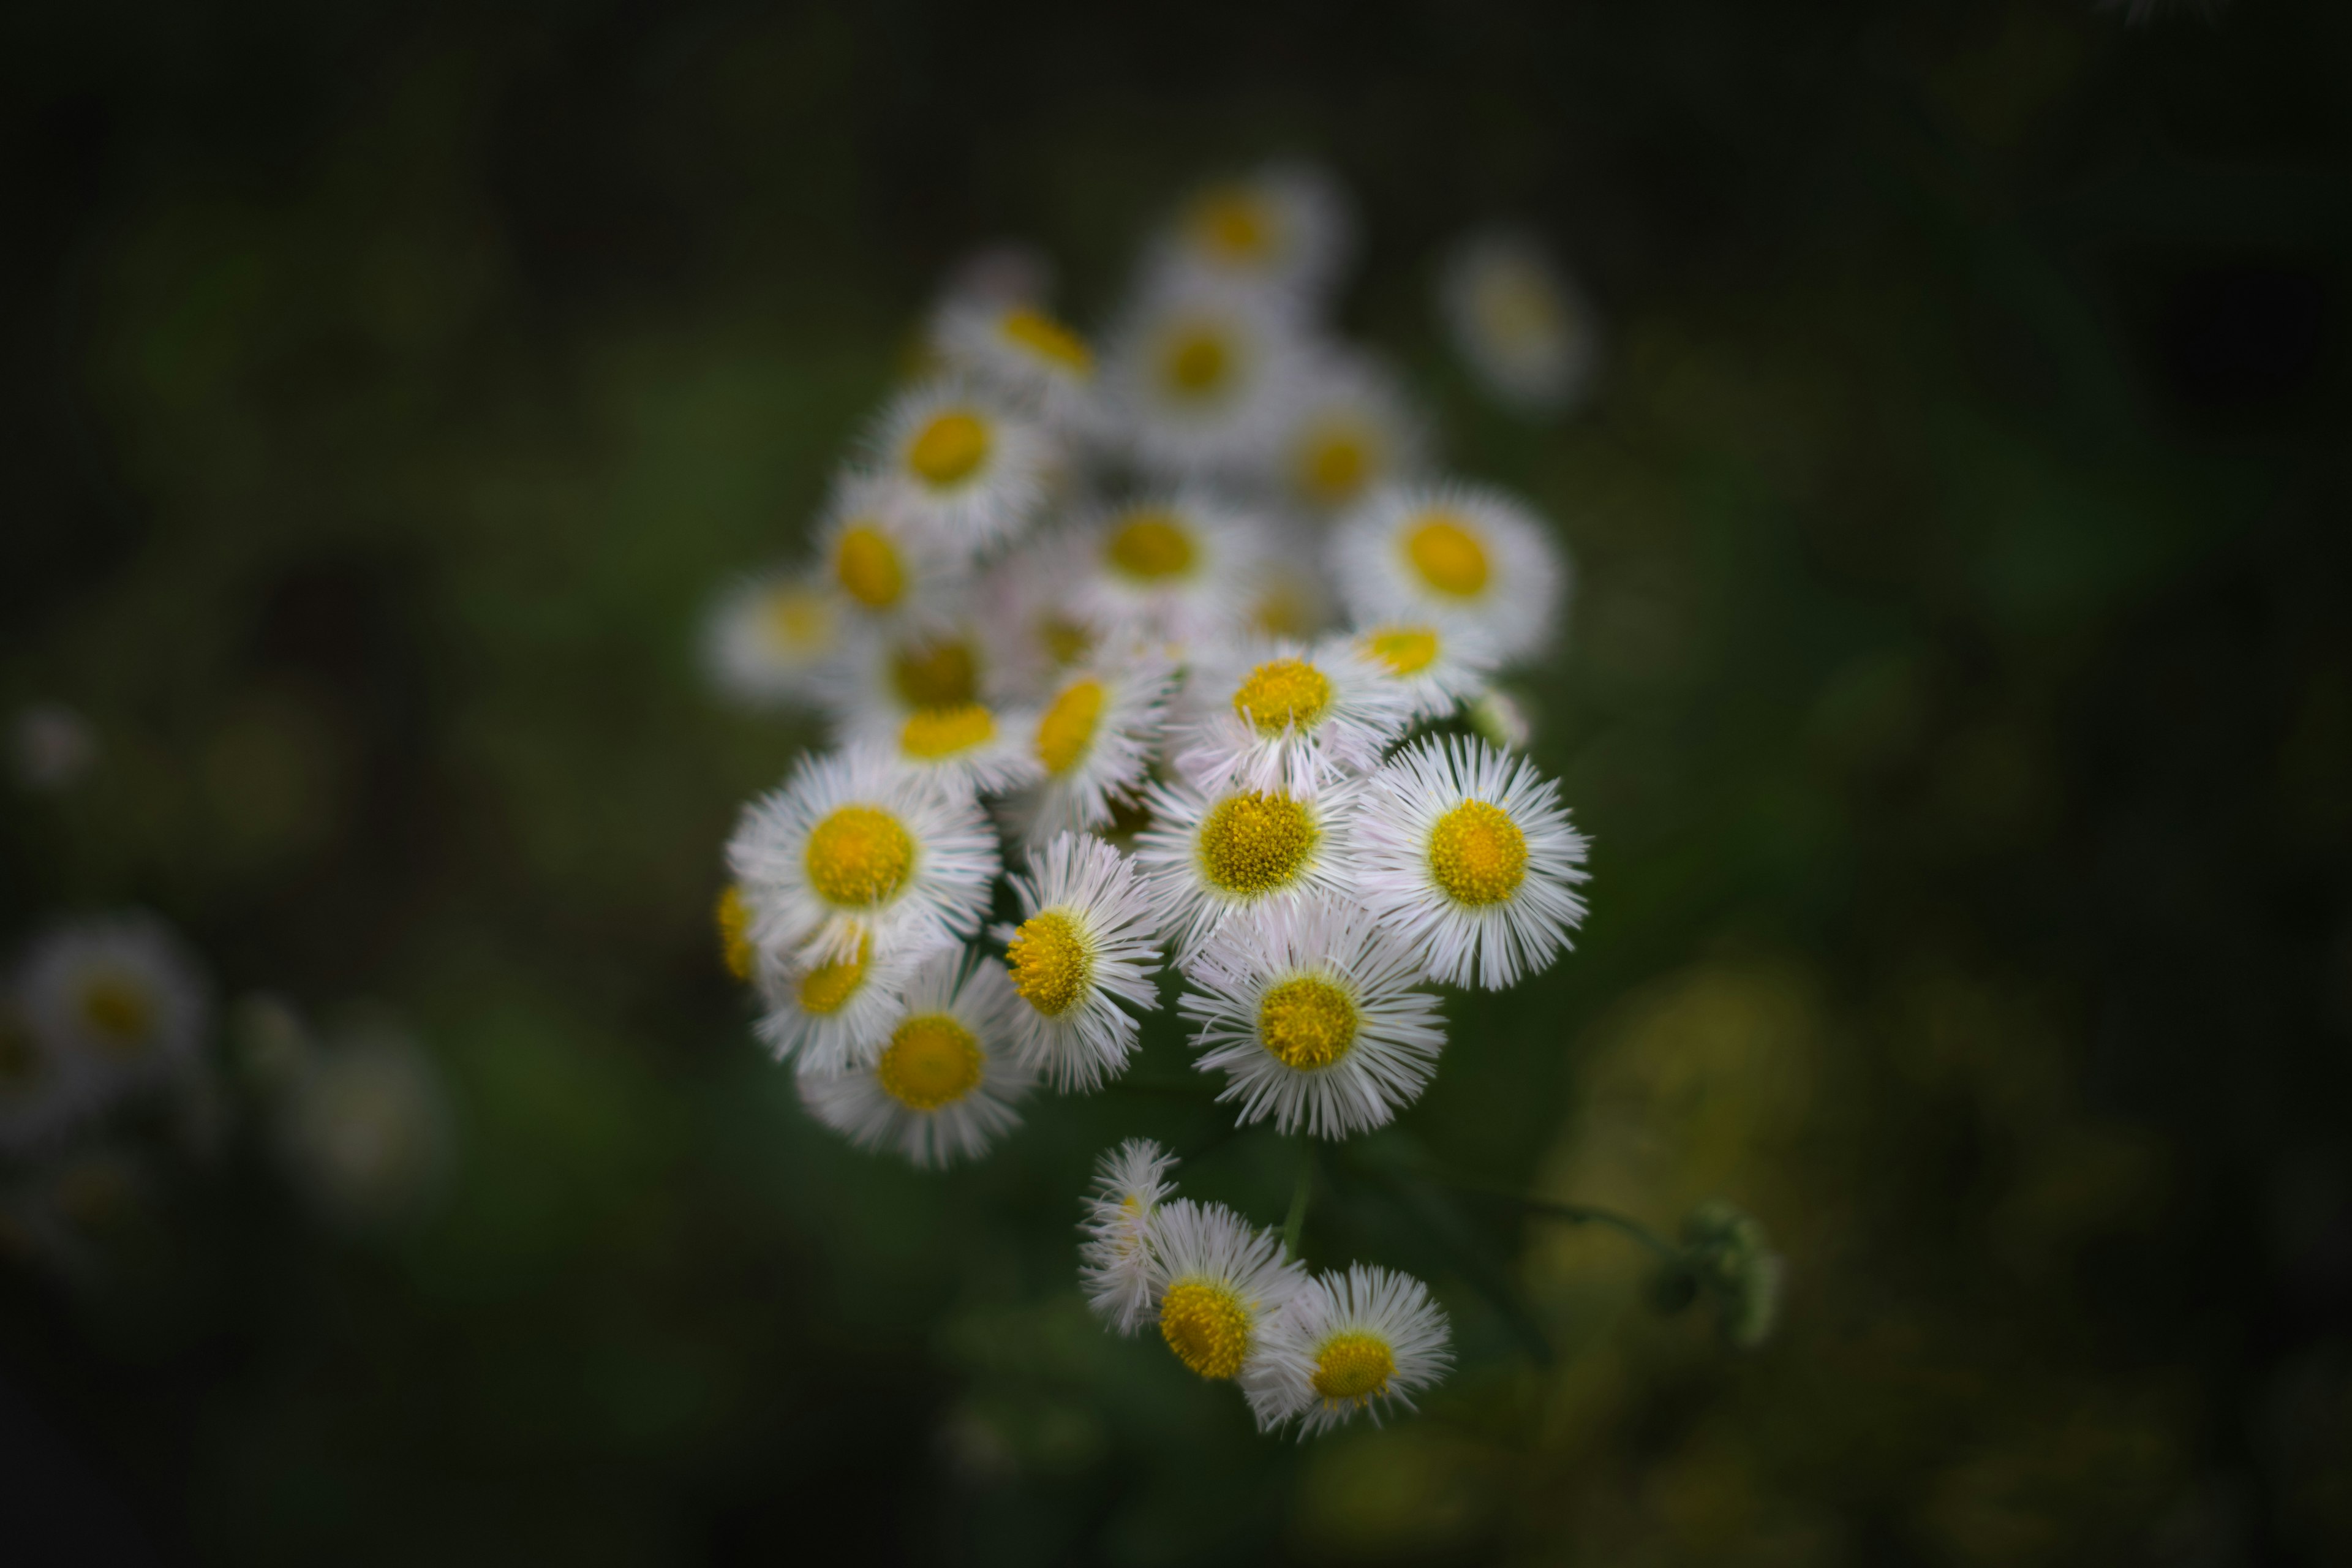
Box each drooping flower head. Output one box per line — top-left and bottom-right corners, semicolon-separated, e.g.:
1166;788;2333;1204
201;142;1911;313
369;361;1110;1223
1079;1137;1178;1334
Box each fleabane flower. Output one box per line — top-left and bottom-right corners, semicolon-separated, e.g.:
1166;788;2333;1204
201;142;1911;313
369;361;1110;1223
814;478;962;637
1176;638;1414;795
1073;492;1268;649
1243;1264;1453;1435
1079;1137;1179;1335
1145;162;1354;305
1438;228;1599;417
1006;652;1175;856
819;618;1006;742
1275;353;1428;515
995;834;1161;1091
753;921;935;1075
871;698;1044;801
933;297;1097;431
726;747;1000;966
1142;1198;1308;1382
703;569;841;709
1331;482;1566;663
1131;774;1362;956
797;949;1032;1168
864;379;1054;561
1178;895;1446;1139
1103;279;1307;477
19;913;211;1102
1348;619;1501;723
1356;736;1588;990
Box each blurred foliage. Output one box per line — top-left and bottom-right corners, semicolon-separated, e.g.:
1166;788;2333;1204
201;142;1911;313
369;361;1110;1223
3;1;2350;1564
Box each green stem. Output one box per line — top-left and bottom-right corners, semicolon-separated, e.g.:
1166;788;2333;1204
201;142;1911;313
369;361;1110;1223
1428;1175;1684;1265
1280;1148;1314;1260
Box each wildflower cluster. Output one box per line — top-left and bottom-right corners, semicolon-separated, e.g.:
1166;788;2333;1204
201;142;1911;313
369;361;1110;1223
709;163;1597;1433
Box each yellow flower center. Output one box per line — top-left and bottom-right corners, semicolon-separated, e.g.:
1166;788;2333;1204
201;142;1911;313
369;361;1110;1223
796;932;871;1016
1475;266;1565;343
1196;791;1317;894
1189;188;1273;262
1040;616;1095;666
1035;679;1105;776
1256;975;1357;1069
1107;512;1196;580
715;884;756;982
1161;326;1232;400
1251;579;1316;639
1232;658;1334;736
1428;799;1528;906
761;586;834;656
1001;306;1093;374
899;703;995;760
804;805;914;909
1405;516;1490;598
1362;626;1440;676
1310;1332;1397;1403
1158;1278;1254;1381
1298;425;1371;506
907;410;991;487
832;524;904;610
1006;910;1093;1017
875;1014;984;1110
79;974;155;1054
890;638;978;709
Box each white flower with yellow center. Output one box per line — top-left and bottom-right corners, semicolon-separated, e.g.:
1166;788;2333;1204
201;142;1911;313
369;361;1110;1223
1275;353;1427;515
1147;162;1354;304
702;569;841;709
1242;1264;1453;1435
1348;619;1500;723
726;747;1000;967
1142;1198;1309;1383
1357;736;1588;990
1439;228;1599;417
875;698;1044;802
1331;482;1566;663
752;919;937;1075
1005;652;1174;856
1175;637;1414;796
865;379;1054;561
1079;1137;1178;1335
1178;896;1445;1139
19;913;210;1102
820;619;1006;742
0;995;98;1155
276;1024;453;1231
933;297;1098;430
993;833;1161;1091
1103;279;1306;477
1131;773;1361;956
1073;492;1267;648
796;951;1032;1169
813;478;960;637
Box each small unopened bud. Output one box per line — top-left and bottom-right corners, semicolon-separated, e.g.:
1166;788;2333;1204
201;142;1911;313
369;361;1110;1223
1680;1200;1784;1349
1468;687;1534;752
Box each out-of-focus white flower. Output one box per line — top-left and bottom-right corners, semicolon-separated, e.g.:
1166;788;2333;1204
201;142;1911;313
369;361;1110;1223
933;297;1098;431
1274;353;1428;515
1438;228;1599;416
1073;492;1269;650
1102;279;1309;477
1349;621;1501;725
755;921;936;1076
864;380;1055;562
1003;652;1175;858
277;1023;453;1231
1330;481;1567;664
703;570;842;710
18;913;210;1107
814;477;965;638
1145;162;1355;306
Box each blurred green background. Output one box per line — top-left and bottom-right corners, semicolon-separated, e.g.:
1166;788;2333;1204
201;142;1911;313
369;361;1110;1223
4;1;2350;1562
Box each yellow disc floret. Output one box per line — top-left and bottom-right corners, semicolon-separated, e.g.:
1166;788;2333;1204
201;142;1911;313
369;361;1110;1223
833;524;905;610
891;638;978;708
1427;799;1528;906
1001;307;1093;375
899;703;995;760
1404;516;1490;598
1161;326;1232;399
715;884;757;982
1035;679;1104;776
907;410;991;487
1197;792;1318;894
1189;188;1273;262
1232;658;1334;736
1040;616;1095;666
1256;975;1357;1069
1006;910;1093;1018
796;932;871;1016
1107;512;1196;580
875;1014;984;1110
1298;426;1370;507
1158;1278;1254;1381
79;974;154;1054
804;805;915;909
762;585;834;656
1310;1331;1397;1403
1362;627;1439;676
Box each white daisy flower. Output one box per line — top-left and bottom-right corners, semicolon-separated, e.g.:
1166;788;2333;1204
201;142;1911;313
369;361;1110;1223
752;920;937;1075
1242;1264;1453;1435
1072;491;1268;649
1331;481;1567;663
993;833;1161;1091
726;747;1000;966
796;951;1032;1169
1176;637;1415;796
1275;352;1428;515
1142;1197;1309;1382
818;618;1009;741
1131;773;1362;956
864;378;1054;561
932;296;1097;431
1357;735;1589;990
1145;162;1354;305
1348;619;1501;723
1005;652;1175;856
18;913;211;1102
276;1023;453;1231
869;699;1044;802
1178;895;1446;1139
702;569;842;709
813;477;962;637
1079;1137;1178;1335
1102;277;1308;477
0;994;99;1155
1439;228;1600;417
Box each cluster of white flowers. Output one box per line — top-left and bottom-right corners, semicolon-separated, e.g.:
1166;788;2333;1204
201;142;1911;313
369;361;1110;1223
709;163;1596;1433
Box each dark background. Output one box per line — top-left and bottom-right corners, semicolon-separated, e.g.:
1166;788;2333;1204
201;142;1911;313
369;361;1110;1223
4;1;2350;1562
